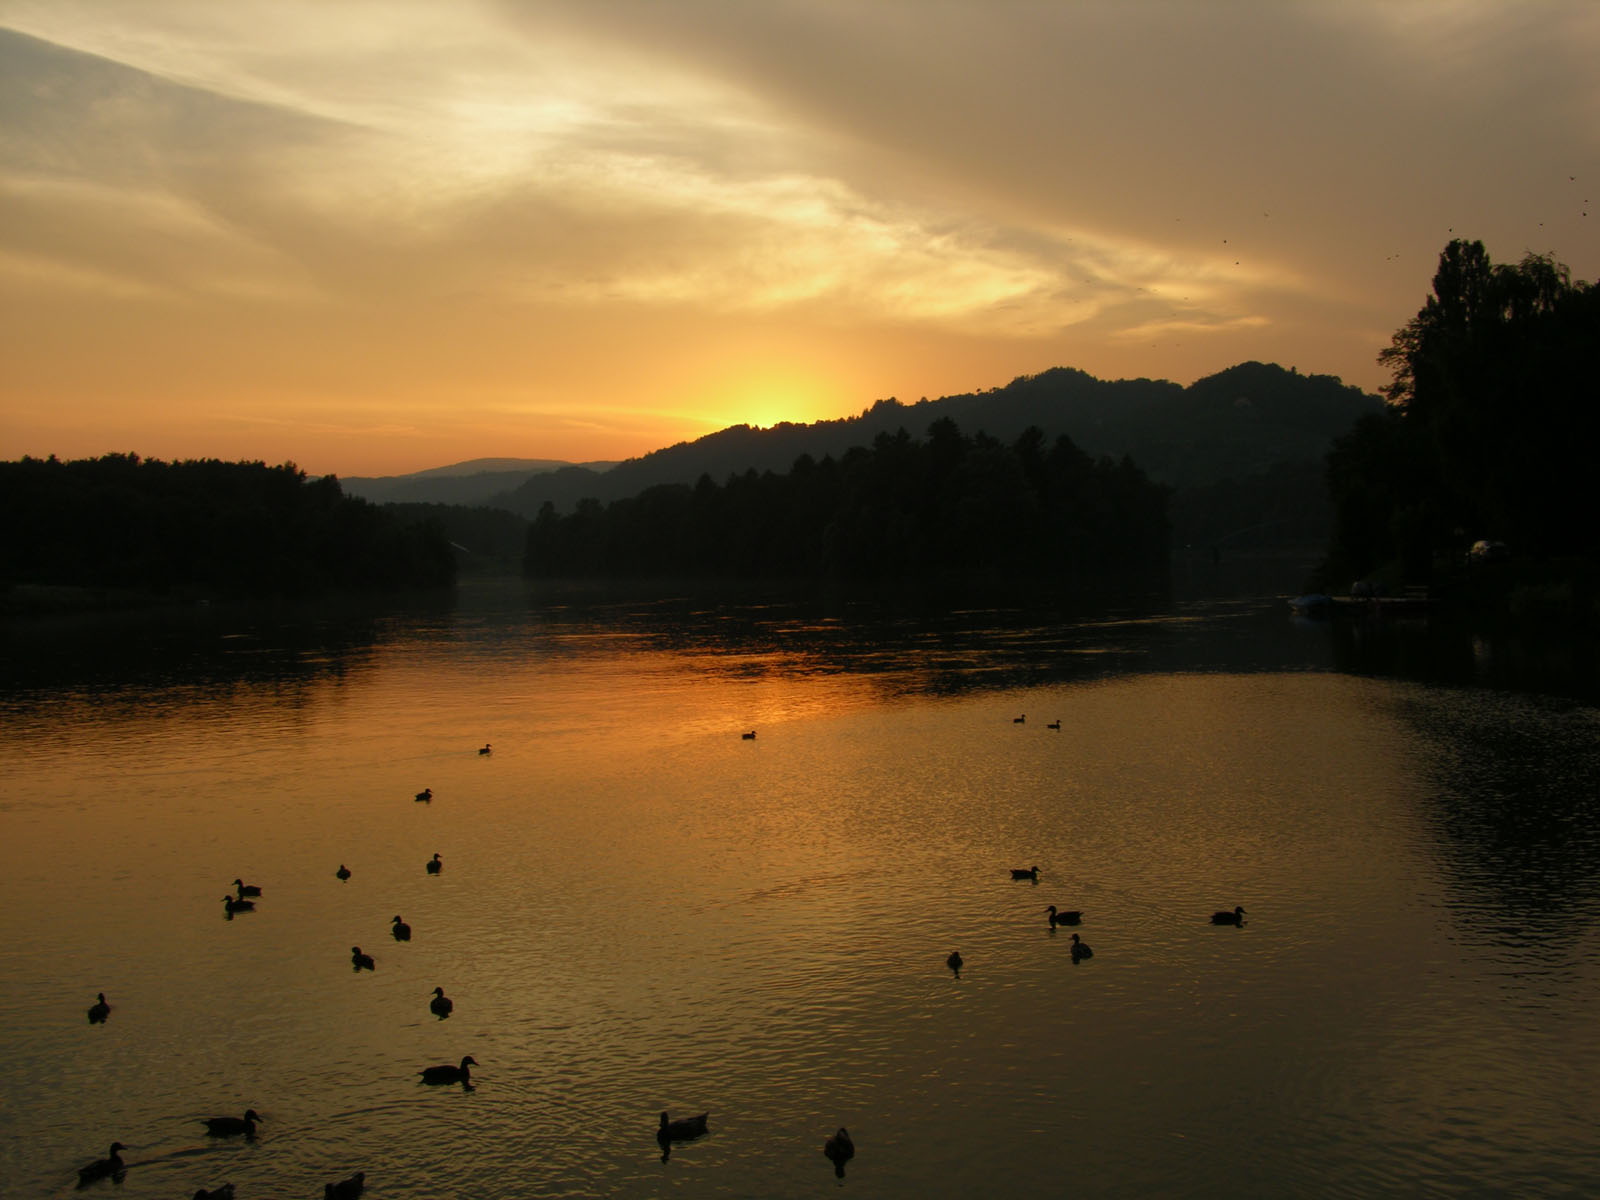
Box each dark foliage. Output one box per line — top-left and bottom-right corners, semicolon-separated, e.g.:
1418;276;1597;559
1322;240;1599;589
379;502;530;574
524;423;1168;582
1;454;456;599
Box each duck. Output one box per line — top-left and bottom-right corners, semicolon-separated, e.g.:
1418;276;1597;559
87;992;110;1023
232;878;262;898
1011;865;1040;881
1070;933;1093;960
418;1055;476;1086
426;853;443;875
336;863;351;881
658;1111;709;1142
201;1110;260;1137
325;1172;365;1199
193;1185;235;1200
351;946;375;971
78;1143;126;1185
823;1127;855;1176
429;986;453;1019
1211;905;1246;926
1046;719;1062;730
391;915;411;942
477;743;492;756
741;730;756;740
1046;905;1082;927
1013;714;1026;724
415;787;433;803
223;895;254;915
946;950;963;974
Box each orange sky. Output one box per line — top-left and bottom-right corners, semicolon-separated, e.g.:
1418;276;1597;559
2;1;1596;477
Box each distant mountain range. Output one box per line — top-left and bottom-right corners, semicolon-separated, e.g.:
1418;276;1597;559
342;362;1381;529
339;457;619;505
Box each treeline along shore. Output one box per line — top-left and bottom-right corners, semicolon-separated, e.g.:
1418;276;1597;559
522;421;1170;583
1;454;455;610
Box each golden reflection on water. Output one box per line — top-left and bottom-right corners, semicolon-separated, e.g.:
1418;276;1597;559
2;594;1599;1198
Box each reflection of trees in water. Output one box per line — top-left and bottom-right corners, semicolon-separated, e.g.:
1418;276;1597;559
1396;688;1600;929
0;596;432;714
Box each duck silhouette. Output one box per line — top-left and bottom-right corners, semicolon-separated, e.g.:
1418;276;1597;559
1013;714;1026;724
426;853;442;875
324;1172;364;1199
232;878;262;898
351;946;375;971
823;1127;855;1177
429;987;453;1019
1047;719;1062;730
1047;905;1082;927
77;1142;125;1186
741;730;756;740
1070;933;1093;960
419;1055;476;1086
193;1185;234;1200
1211;906;1246;926
222;895;254;916
658;1111;709;1142
87;992;110;1023
1011;865;1040;881
335;864;351;881
478;743;492;756
946;950;963;975
201;1110;260;1137
414;787;432;803
391;915;411;942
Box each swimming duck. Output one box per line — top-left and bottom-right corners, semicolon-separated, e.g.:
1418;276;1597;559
415;787;432;803
193;1185;235;1200
1011;865;1040;881
223;895;254;915
418;1055;476;1086
336;864;351;881
324;1172;365;1199
478;743;492;755
1070;933;1093;960
87;992;110;1023
658;1111;709;1141
201;1110;260;1137
232;878;262;898
78;1143;126;1185
391;915;411;942
351;946;375;971
1013;714;1026;724
1046;719;1061;730
1047;905;1082;927
741;730;756;740
426;853;442;875
824;1127;855;1176
429;986;453;1019
1211;906;1246;926
946;950;963;974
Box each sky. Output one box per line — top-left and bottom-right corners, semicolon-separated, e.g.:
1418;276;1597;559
2;1;1596;477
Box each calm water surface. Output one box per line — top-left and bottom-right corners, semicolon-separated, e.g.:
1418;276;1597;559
3;582;1598;1198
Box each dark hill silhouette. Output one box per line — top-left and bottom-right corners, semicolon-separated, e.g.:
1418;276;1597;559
341;457;618;506
492;362;1379;519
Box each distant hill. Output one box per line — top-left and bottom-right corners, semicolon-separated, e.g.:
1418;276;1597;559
492;361;1381;518
340;457;618;506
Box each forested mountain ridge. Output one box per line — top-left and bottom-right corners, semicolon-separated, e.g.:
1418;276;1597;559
492;360;1378;518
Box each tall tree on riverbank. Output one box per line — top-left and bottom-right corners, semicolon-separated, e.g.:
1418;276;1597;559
1322;240;1599;586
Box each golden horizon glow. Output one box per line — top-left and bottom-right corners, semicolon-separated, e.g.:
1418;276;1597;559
2;1;1596;477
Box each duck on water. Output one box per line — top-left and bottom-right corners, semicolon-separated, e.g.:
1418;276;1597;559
87;992;110;1023
824;1127;855;1177
201;1110;261;1137
1211;905;1246;925
78;1143;126;1186
419;1055;477;1086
